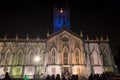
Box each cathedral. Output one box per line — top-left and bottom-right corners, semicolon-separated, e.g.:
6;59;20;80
0;5;116;79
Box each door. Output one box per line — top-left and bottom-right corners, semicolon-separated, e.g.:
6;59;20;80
62;67;69;75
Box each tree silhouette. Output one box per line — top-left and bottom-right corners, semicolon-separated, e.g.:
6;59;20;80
113;46;120;73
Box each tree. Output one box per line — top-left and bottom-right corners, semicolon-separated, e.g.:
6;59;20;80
113;46;120;73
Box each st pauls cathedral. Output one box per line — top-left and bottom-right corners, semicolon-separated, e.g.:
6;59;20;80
0;5;117;79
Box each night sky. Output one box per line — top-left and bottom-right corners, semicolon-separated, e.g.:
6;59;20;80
0;1;120;48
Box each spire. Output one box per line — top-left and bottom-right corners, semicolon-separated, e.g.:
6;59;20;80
36;33;40;41
106;35;109;41
100;35;103;41
37;36;40;41
80;31;83;38
4;33;7;40
26;34;29;41
47;30;50;37
96;36;99;41
86;35;89;40
15;33;18;40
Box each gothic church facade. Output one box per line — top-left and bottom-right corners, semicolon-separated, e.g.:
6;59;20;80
0;5;116;78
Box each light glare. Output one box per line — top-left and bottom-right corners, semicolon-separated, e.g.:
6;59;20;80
34;56;40;62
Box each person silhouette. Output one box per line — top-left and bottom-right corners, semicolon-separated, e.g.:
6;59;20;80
2;72;11;80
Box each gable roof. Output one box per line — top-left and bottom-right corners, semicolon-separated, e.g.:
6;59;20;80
47;28;82;39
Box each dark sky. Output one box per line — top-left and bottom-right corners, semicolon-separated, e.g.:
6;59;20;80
0;1;120;48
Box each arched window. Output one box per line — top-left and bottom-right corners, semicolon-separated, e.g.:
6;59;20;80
63;47;69;65
26;50;34;65
4;50;13;65
14;50;24;65
92;50;99;65
39;50;44;65
30;51;34;64
64;52;68;65
18;50;24;65
75;50;79;64
102;51;107;65
6;51;10;63
51;49;55;64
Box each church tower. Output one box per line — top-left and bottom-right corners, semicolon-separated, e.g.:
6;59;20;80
53;5;70;32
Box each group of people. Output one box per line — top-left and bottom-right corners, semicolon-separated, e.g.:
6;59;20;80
88;73;110;80
45;74;79;80
0;72;114;80
45;72;113;80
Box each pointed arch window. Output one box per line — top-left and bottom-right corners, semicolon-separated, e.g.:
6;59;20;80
30;51;34;65
18;51;24;65
5;51;10;65
14;50;24;65
64;52;68;65
26;50;34;65
51;49;56;64
4;50;13;65
102;52;108;65
92;50;99;65
75;50;79;64
39;50;45;65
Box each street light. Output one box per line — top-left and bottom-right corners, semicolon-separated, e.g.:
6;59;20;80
34;56;40;63
34;55;40;79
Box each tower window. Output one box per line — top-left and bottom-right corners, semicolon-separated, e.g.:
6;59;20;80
59;15;65;24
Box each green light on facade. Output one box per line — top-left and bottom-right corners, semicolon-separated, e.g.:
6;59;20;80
24;75;29;80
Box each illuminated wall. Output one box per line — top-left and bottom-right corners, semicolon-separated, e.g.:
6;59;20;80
24;66;35;79
11;66;23;78
47;30;86;76
0;31;116;79
0;40;46;78
84;42;115;77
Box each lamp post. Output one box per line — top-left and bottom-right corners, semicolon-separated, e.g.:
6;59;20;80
34;55;40;79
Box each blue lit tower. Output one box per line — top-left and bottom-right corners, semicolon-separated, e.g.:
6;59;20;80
53;5;70;32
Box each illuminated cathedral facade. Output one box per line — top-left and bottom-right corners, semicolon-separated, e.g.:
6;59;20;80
0;5;116;79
